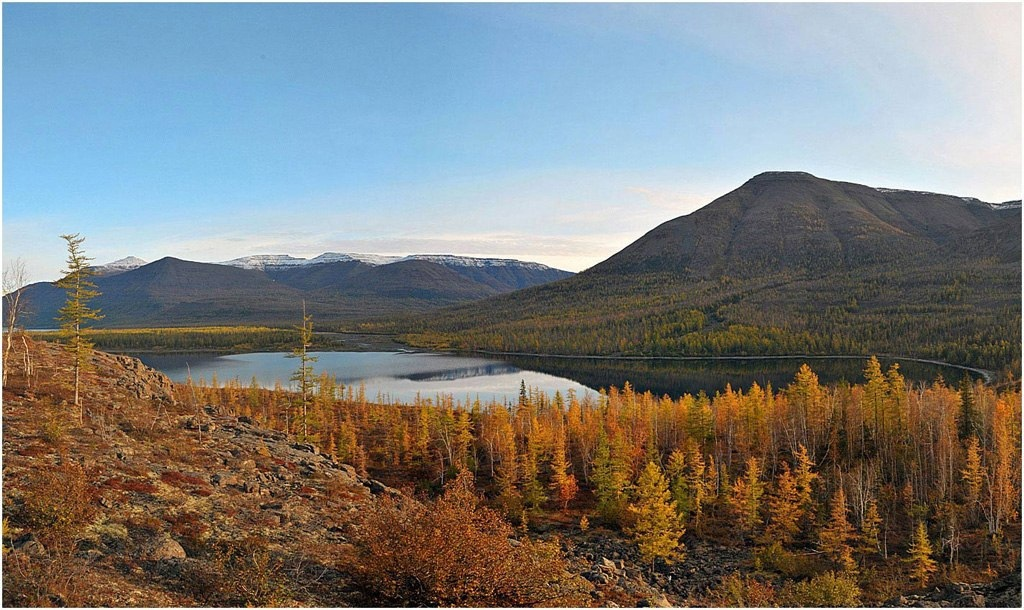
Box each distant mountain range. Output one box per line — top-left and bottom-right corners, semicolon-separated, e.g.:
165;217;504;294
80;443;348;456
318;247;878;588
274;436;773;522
376;172;1021;371
16;254;572;328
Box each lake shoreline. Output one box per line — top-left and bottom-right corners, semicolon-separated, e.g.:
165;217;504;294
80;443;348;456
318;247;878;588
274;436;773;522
468;349;996;383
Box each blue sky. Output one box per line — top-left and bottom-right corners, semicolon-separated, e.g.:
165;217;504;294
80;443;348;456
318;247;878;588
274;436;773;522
3;2;1020;282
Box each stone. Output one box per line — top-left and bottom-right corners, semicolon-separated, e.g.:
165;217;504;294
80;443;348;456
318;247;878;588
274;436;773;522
242;480;259;493
13;533;46;557
601;557;617;570
292;442;319;455
150;538;186;561
211;472;239;487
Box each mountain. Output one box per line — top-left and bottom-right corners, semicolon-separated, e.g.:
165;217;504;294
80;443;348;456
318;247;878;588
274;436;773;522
92;256;148;276
13;254;572;328
600;171;1019;277
374;172;1021;371
220;251;573;291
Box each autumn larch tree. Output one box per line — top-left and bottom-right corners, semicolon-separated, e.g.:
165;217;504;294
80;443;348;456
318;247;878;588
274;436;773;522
731;456;764;535
859;498;883;557
626;461;685;570
549;422;578;511
819;486;857;573
793;444;819;523
55;233;103;414
764;461;801;545
961;436;984;516
905;520;937;587
288;301;318;440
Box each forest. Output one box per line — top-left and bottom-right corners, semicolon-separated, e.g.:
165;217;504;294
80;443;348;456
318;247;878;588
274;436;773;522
361;260;1021;375
26;326;339;354
189;357;1022;605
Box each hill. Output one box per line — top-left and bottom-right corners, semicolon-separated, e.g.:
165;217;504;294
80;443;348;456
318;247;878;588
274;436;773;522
1;339;596;606
13;254;572;328
370;172;1021;371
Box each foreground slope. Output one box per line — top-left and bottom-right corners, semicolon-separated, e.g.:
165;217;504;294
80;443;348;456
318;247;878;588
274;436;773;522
376;172;1021;371
1;340;591;607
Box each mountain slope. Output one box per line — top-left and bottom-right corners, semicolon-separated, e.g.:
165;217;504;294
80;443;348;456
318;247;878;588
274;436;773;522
14;255;571;328
373;172;1021;371
599;171;1015;277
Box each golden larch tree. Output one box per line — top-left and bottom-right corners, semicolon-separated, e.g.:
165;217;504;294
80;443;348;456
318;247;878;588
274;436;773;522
905;521;937;587
626;461;685;570
819;486;857;572
55;233;103;414
764;461;801;545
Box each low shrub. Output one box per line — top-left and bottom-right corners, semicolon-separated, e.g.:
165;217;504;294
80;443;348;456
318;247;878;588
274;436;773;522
181;535;289;606
708;573;777;607
102;477;159;495
353;470;590;607
21;462;96;545
754;541;819;579
778;571;861;607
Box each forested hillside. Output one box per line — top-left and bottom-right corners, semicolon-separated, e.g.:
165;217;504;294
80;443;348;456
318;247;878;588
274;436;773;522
198;356;1022;605
368;173;1021;372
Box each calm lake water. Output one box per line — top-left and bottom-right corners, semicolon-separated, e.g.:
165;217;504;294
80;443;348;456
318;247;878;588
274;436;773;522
135;351;984;404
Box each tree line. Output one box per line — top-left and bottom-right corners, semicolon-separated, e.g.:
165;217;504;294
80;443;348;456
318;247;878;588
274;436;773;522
191;355;1021;602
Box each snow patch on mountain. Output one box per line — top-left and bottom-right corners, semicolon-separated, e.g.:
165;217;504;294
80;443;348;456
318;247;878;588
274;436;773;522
399;254;555;270
310;252;403;266
93;256;148;275
220;255;310;270
217;252;563;272
104;256;148;270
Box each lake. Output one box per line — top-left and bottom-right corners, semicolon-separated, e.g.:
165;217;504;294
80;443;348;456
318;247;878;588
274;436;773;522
135;350;985;404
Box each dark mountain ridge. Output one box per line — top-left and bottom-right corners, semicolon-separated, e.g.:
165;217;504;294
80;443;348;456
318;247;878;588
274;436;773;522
13;255;572;328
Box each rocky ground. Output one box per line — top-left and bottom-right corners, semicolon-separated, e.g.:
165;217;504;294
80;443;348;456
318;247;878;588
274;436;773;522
2;340;404;606
2;339;1020;607
881;572;1021;609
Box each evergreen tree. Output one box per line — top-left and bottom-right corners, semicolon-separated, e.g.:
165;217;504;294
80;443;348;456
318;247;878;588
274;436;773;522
520;418;547;509
55;233;103;413
592;430;628;523
626;461;685;569
957;378;980;441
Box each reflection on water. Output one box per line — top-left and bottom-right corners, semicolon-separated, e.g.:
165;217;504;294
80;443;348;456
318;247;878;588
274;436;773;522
503;355;983;399
136;350;984;405
135;351;594;404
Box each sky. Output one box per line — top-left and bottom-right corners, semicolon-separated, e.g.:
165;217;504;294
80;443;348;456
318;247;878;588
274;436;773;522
2;2;1021;283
